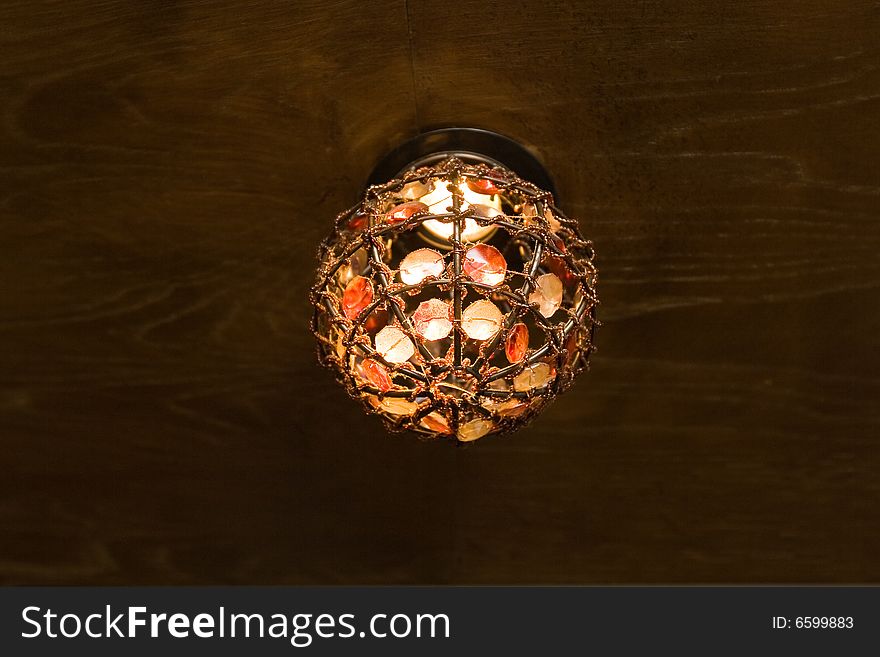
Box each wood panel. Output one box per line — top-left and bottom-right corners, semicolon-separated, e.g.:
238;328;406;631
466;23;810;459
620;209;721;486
0;0;878;583
405;0;880;582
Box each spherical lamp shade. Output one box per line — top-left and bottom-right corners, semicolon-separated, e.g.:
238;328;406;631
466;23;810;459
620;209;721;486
310;142;598;443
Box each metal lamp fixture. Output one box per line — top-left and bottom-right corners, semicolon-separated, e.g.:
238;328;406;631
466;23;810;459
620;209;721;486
310;129;598;442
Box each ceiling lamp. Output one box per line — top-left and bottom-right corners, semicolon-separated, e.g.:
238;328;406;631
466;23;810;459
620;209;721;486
310;129;598;443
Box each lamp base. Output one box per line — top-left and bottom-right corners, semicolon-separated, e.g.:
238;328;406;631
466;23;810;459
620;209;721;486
367;128;557;198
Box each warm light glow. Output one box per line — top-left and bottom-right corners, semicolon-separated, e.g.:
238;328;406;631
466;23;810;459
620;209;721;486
311;156;598;443
419;178;501;243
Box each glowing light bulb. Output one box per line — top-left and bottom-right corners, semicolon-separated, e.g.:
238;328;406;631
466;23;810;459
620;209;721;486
418;179;501;244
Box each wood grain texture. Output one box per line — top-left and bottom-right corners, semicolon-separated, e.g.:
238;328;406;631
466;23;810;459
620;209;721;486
1;0;878;584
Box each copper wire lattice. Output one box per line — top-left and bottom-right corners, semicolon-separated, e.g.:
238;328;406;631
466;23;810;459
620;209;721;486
310;157;598;442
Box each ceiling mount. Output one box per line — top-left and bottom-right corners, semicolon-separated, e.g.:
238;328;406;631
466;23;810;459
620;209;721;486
368;127;557;198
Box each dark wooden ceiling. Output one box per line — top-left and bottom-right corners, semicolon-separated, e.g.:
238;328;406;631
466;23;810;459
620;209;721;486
1;0;878;584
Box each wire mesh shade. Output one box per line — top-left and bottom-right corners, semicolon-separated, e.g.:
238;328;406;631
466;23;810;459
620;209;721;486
310;157;598;442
